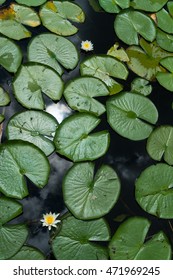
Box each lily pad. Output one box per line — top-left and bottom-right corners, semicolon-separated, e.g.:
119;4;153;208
106;92;158;141
107;42;129;62
126;38;170;81
63;162;121;220
63;77;109;116
114;10;156;45
156;29;173;52
52;216;110;260
0;87;10;106
28;33;79;75
0;114;4;123
0;1;6;5
11;246;45;260
98;0;129;13
39;1;85;36
0;4;40;40
6;110;58;156
147;126;173;165
156;8;173;34
0;140;50;199
156;57;173;91
131;0;168;12
0;36;22;73
0;224;28;260
131;78;152;96
54;113;110;162
15;0;47;6
13;63;64;110
0;196;22;225
135;163;173;218
80;55;128;93
109;216;171;260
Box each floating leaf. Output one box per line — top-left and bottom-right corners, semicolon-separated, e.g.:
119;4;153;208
0;4;40;40
114;10;156;45
131;0;168;12
0;224;28;260
39;1;85;36
0;197;22;225
13;63;64;110
0;1;6;5
54;113;110;162
28;33;79;75
107;42;129;62
168;1;173;17
0;87;10;106
126;38;170;81
109;216;171;260
156;8;173;34
15;0;47;6
156;57;173;91
106;92;158;141
11;246;45;260
0;36;22;72
131;78;152;96
6;110;58;156
99;0;130;13
0;114;4;123
52;216;110;260
63;77;109;116
63;162;121;220
156;29;173;52
135;163;173;218
0;140;50;199
147;126;173;165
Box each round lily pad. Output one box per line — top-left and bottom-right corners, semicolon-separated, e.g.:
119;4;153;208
0;36;22;73
98;0;130;13
6;110;58;156
13;63;64;110
39;1;85;36
63;77;109;116
54;113;110;162
156;57;173;91
28;33;79;75
15;0;47;6
131;78;152;96
0;196;22;225
109;216;171;260
63;162;121;220
135;163;173;218
11;246;45;260
106;92;158;141
147;126;173;165
0;4;40;40
114;10;156;45
0;140;50;199
0;87;10;106
131;0;168;12
52;216;110;260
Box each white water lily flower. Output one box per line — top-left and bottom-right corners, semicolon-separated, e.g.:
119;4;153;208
40;212;61;230
81;40;94;51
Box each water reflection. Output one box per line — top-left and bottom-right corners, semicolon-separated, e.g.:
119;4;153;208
46;100;73;123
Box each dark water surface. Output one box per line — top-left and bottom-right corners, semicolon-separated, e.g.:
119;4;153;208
1;0;173;259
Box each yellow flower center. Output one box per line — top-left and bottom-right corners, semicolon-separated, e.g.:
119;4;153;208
84;42;90;48
45;215;54;225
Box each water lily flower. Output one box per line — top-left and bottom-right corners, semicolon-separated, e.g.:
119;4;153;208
40;212;61;230
81;40;94;51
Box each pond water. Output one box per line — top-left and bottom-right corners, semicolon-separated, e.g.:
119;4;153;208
1;0;173;259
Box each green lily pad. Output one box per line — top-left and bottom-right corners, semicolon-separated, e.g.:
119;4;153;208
13;63;64;110
6;110;58;156
15;0;47;6
52;216;110;260
63;162;121;220
114;10;156;45
156;57;173;91
156;29;173;52
109;216;171;260
28;33;79;75
156;8;173;34
0;197;22;225
147;126;173;165
98;0;129;13
107;42;129;62
0;1;6;5
131;78;152;96
39;1;85;36
0;87;10;106
126;38;170;81
80;55;128;93
0;140;50;199
63;77;109;116
131;0;168;12
106;92;158;141
0;36;22;73
0;114;4;123
0;224;28;260
11;246;45;260
0;4;40;40
54;113;110;162
135;163;173;218
168;1;173;17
